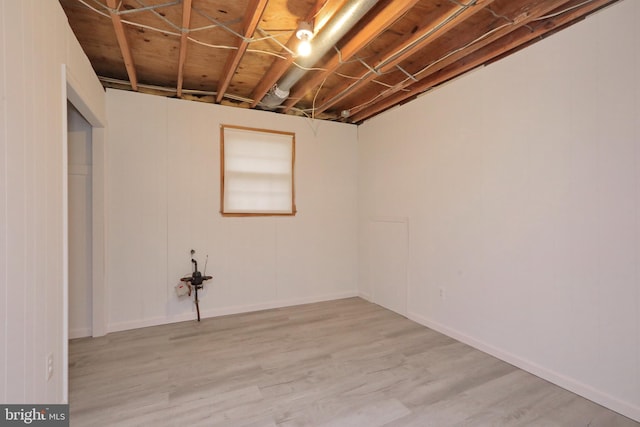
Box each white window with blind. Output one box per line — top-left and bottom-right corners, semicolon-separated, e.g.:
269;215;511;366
220;125;296;216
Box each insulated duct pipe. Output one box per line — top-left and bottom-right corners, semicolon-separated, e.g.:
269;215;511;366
261;0;380;108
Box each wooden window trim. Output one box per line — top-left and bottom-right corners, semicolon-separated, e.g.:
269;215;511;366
220;124;297;217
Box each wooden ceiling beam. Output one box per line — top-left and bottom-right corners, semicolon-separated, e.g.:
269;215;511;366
106;0;138;91
176;0;193;98
350;0;568;115
216;0;269;104
249;0;346;108
312;0;495;116
280;0;421;113
331;0;571;117
346;0;574;118
351;0;615;123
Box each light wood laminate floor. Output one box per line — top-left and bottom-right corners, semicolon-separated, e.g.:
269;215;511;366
69;298;638;426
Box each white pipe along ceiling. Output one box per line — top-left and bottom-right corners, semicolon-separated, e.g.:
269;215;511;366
260;0;381;108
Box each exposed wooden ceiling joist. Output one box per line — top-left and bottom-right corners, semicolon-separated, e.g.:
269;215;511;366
61;0;622;123
105;0;138;91
281;0;422;113
249;0;343;108
176;0;193;98
351;0;615;123
346;0;579;118
311;0;497;116
345;0;574;120
215;0;269;104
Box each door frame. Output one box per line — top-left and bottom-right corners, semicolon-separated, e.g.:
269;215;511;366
62;65;107;400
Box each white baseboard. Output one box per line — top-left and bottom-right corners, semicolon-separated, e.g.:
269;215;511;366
69;327;91;339
407;311;640;423
107;290;360;333
107;315;176;333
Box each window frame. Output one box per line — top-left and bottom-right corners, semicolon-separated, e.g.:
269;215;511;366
220;124;297;217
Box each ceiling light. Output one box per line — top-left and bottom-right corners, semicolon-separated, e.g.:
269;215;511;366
296;21;313;57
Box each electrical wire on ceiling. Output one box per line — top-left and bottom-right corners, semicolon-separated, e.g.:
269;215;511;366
191;6;253;42
312;0;479;113
113;0;180;15
483;6;516;24
100;74;326;125
81;0;260;42
79;0;178;36
80;0;477;117
345;20;514;114
413;22;513;79
76;0;336;67
78;0;480;103
97;75;315;117
533;0;599;21
342;0;603;116
332;46;372;66
335;71;408;90
133;0;182;32
311;77;328;120
256;28;296;56
77;0;603;120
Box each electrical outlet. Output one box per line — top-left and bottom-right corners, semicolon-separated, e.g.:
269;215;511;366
47;353;54;381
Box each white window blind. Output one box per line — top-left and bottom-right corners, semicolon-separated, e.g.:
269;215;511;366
220;125;296;216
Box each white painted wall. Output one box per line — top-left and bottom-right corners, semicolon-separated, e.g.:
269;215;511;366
105;89;359;331
68;103;93;339
367;218;408;315
358;0;639;421
2;0;634;419
0;0;105;403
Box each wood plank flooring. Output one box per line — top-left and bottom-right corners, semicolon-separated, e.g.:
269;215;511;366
69;297;638;426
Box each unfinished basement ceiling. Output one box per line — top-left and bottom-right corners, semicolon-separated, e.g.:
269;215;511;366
60;0;620;124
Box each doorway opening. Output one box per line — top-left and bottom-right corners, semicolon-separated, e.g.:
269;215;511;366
67;102;93;338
